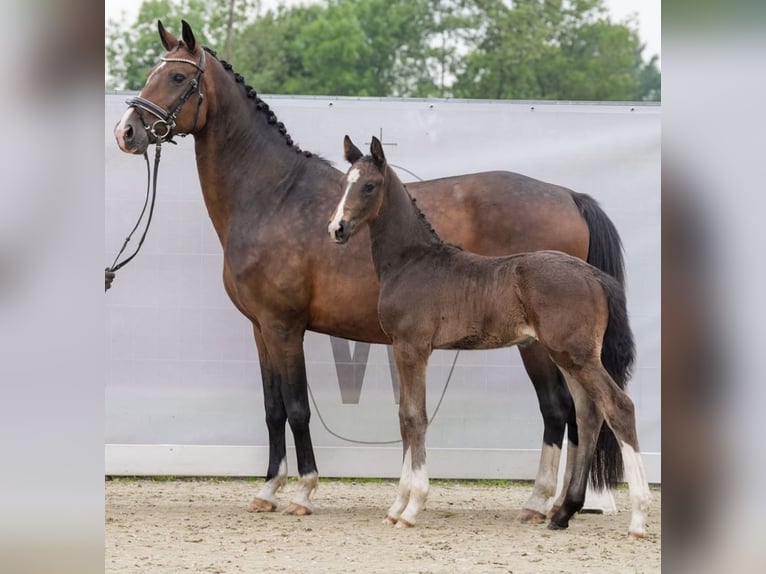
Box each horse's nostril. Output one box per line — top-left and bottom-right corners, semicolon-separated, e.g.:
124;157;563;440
124;125;133;140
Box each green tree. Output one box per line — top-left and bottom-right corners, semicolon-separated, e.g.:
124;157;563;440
106;0;255;90
233;0;443;97
106;0;660;101
451;0;660;101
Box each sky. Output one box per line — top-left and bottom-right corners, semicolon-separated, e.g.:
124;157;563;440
105;0;661;63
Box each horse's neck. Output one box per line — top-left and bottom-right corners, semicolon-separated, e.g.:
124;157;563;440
193;67;305;241
368;171;438;274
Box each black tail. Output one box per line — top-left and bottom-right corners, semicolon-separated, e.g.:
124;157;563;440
571;191;633;489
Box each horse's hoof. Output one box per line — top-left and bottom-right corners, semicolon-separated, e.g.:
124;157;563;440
395;518;414;528
628;530;646;540
247;498;277;513
383;516;397;526
284;502;313;516
547;520;569;530
517;508;547;525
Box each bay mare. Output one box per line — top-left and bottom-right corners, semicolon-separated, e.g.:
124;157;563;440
113;21;629;524
328;136;651;536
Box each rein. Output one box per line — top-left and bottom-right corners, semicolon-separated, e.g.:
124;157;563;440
107;48;207;283
106;142;162;275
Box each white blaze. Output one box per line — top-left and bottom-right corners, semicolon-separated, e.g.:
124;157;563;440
328;167;360;237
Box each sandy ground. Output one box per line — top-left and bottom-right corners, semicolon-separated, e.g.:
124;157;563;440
105;478;660;573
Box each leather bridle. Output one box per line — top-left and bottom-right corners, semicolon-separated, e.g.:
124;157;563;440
125;47;207;143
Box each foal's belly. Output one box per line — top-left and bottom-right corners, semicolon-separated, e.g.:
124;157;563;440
433;325;534;351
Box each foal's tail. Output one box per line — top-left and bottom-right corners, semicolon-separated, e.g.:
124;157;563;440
571;191;633;490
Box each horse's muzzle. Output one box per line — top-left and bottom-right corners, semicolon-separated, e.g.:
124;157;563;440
114;109;151;154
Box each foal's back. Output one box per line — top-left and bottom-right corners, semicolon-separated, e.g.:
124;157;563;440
377;246;609;352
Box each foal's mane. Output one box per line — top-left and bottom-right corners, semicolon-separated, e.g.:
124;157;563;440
200;46;329;165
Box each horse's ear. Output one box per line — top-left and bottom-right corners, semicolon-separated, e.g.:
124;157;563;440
344;135;363;164
158;20;178;52
370;136;386;168
181;20;197;53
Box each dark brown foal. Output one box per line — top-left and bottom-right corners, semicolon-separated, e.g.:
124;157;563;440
329;136;651;537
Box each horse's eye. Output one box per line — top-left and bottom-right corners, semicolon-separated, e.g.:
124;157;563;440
363;183;375;193
172;73;186;83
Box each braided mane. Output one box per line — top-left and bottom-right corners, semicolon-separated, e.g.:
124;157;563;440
203;46;324;160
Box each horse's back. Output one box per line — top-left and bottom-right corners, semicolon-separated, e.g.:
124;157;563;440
407;171;589;258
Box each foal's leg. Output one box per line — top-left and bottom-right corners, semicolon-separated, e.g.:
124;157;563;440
517;343;572;524
562;361;652;537
249;325;288;512
386;341;430;528
584;363;651;538
550;405;579;517
547;371;602;531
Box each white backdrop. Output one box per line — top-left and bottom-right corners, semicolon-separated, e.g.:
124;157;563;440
105;94;660;482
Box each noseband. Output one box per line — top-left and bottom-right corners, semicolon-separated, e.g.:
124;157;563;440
125;47;207;143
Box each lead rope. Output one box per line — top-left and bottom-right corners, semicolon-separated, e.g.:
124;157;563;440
307;347;461;445
306;165;460;445
106;142;162;281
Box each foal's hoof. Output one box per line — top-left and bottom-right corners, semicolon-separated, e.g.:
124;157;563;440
517;508;547;525
247;498;277;513
547;520;569;531
383;516;398;526
628;530;646;540
284;502;312;516
394;518;414;528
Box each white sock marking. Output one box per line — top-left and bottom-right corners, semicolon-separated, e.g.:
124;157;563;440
621;442;652;536
387;447;412;521
553;442;577;509
399;463;429;526
524;443;561;515
290;471;319;512
255;457;287;505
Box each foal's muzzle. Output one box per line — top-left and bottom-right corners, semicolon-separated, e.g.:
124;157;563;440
329;220;351;244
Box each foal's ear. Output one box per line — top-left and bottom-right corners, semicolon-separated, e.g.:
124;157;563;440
370;136;386;168
158;20;178;52
181;20;197;53
343;135;363;164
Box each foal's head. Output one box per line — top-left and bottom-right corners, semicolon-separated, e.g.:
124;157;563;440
328;135;389;244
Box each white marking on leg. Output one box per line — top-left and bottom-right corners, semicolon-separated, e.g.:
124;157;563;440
290;471;319;513
553;441;577;509
524;443;561;515
621;442;652;537
255;457;287;506
518;324;537;341
386;447;412;522
398;463;429;527
328;167;360;237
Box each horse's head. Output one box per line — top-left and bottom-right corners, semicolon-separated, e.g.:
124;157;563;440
328;135;388;244
114;20;209;154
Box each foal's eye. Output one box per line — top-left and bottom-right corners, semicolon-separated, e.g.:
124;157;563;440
172;73;186;83
362;183;375;193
